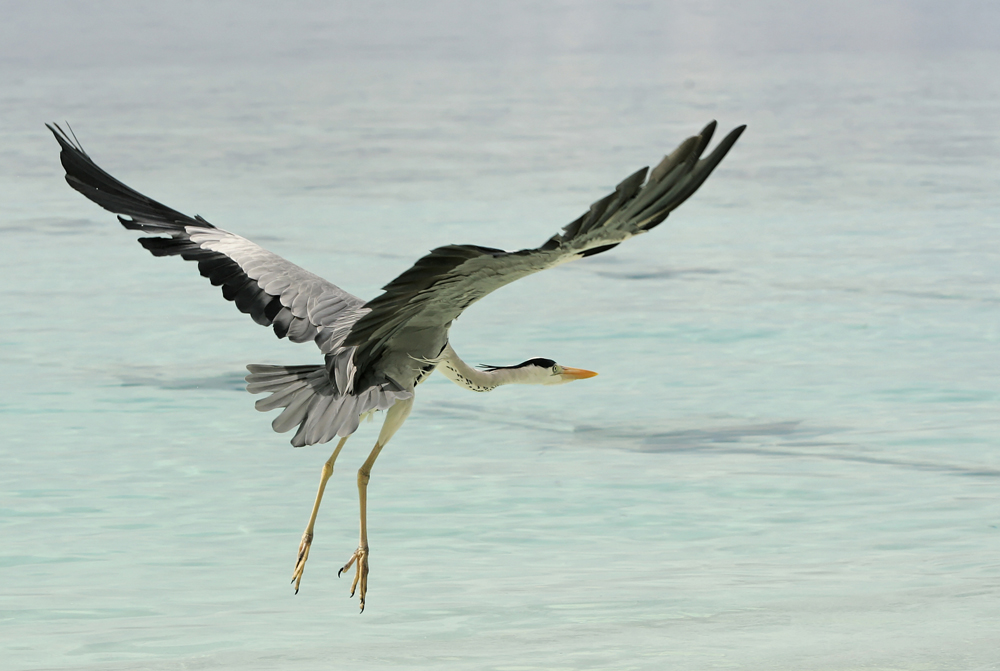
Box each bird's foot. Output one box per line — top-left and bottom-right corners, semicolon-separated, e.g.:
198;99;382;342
338;545;369;612
291;531;313;594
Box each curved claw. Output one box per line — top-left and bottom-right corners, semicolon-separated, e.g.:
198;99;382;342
340;546;368;611
291;531;313;594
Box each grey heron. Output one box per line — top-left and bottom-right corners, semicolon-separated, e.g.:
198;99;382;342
49;121;744;611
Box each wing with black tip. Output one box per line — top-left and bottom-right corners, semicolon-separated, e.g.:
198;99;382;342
346;121;746;386
48;123;366;354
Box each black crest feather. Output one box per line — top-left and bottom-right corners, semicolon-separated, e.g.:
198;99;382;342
478;358;556;371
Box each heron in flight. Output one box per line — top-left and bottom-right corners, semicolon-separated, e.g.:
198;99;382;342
49;121;744;611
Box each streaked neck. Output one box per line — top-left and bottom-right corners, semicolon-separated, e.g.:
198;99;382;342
437;343;528;392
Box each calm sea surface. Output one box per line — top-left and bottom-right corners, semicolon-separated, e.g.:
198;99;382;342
2;4;1000;670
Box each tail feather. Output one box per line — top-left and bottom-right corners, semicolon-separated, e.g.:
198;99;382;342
246;364;335;445
245;362;412;447
304;392;345;445
246;364;319;377
272;387;316;433
245;364;322;393
290;394;329;446
253;380;311;412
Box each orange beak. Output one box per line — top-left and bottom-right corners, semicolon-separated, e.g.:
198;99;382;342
560;367;598;380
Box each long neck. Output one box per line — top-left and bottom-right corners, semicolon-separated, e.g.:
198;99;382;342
436;343;530;392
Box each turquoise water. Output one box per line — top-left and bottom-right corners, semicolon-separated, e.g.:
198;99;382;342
3;4;1000;669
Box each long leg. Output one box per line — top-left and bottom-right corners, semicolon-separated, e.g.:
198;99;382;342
291;434;349;593
339;396;414;612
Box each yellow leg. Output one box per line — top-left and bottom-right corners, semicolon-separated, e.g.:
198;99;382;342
338;441;382;608
291;434;349;594
339;397;413;612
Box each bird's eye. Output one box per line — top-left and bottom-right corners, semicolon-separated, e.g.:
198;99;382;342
551;365;560;375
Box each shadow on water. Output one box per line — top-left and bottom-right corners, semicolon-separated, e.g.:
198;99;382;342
573;422;1000;478
577;421;805;451
0;218;102;236
118;371;247;392
592;267;725;281
110;384;1000;479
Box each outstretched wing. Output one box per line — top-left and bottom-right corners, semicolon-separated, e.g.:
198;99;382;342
48;124;366;353
346;121;745;384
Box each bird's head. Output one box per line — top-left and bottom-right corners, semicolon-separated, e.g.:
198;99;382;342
479;358;598;385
